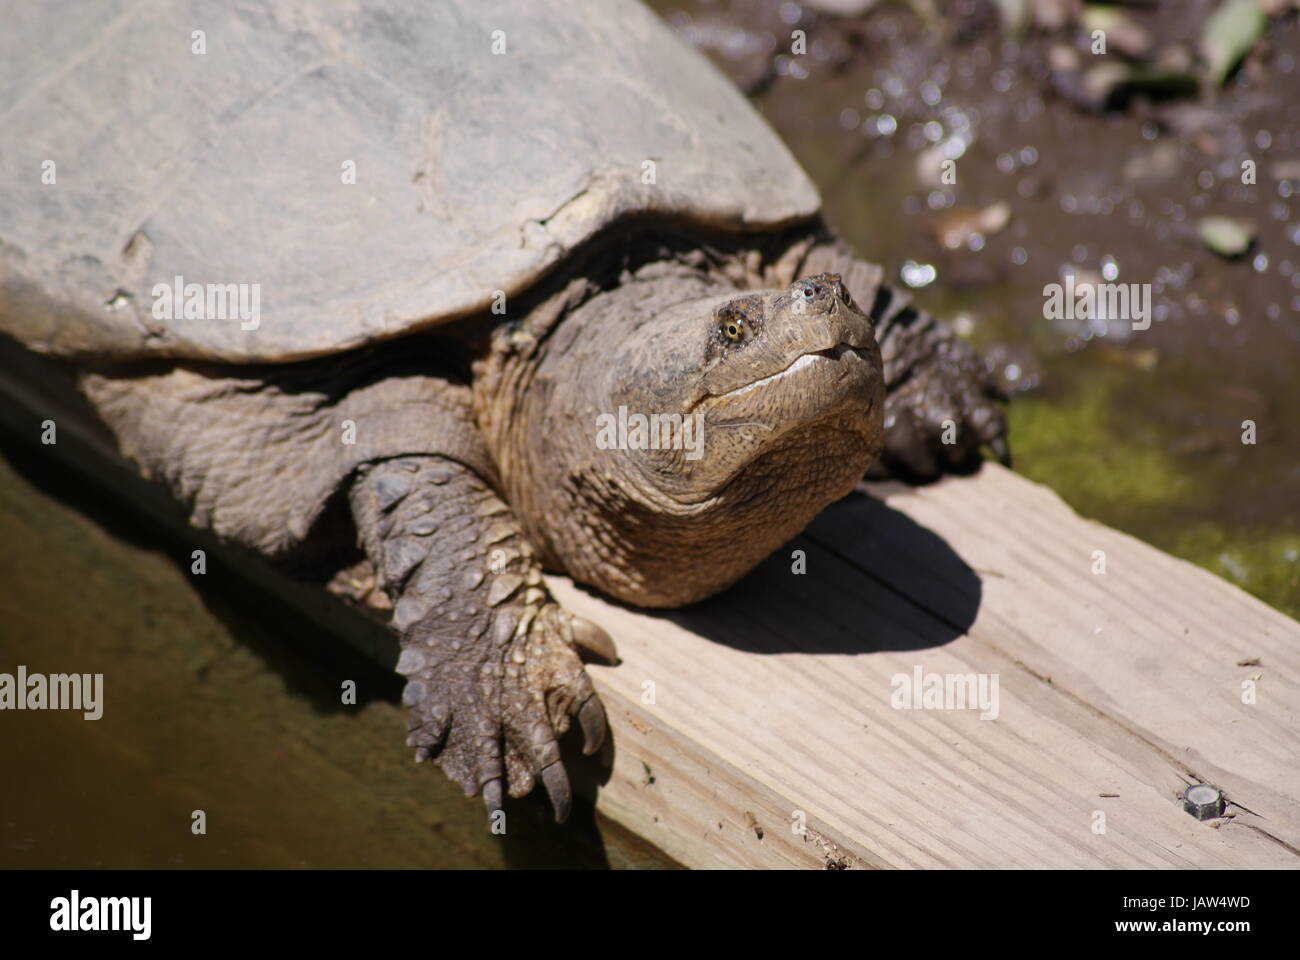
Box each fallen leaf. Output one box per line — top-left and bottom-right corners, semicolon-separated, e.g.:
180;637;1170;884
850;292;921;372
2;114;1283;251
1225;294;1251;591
1082;5;1153;59
1199;0;1266;86
1197;215;1256;257
932;202;1012;250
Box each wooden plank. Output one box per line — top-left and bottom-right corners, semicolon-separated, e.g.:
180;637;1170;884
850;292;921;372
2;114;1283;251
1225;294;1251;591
553;470;1300;868
827;474;1300;851
3;341;1297;868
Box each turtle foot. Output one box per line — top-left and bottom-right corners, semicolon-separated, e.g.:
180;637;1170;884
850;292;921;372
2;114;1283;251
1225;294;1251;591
870;320;1011;481
350;454;611;825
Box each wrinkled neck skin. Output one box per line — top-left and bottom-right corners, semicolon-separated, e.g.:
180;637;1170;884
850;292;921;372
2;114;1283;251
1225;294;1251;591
475;250;884;608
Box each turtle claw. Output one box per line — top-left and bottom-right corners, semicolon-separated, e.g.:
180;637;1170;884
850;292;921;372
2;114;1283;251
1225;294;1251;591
570;614;619;665
541;762;572;824
578;695;608;756
397;599;607;825
482;778;505;817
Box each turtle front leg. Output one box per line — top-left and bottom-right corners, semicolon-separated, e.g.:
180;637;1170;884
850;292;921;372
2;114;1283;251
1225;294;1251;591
793;239;1010;480
349;455;614;823
868;293;1011;479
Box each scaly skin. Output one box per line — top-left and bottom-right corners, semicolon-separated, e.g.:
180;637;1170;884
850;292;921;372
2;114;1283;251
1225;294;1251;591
872;300;1011;479
81;228;1010;824
349;455;612;822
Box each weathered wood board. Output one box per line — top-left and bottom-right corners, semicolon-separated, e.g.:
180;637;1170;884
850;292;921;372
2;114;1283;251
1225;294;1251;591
3;341;1297;869
554;468;1300;868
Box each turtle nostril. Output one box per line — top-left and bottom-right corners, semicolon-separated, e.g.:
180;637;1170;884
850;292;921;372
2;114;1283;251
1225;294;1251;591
814;344;855;360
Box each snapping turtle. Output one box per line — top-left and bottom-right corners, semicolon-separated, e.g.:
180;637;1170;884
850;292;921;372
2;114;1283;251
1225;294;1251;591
0;0;1007;820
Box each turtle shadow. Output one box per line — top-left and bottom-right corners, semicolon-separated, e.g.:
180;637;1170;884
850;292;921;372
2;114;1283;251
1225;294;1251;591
653;488;982;655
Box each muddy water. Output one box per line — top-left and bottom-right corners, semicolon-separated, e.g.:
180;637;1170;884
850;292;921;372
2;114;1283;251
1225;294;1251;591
652;0;1299;617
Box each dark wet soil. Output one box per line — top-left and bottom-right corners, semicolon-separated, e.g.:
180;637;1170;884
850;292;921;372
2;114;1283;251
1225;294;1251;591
651;0;1299;617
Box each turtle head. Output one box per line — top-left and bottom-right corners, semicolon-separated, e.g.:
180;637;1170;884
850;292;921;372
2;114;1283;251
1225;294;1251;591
592;273;884;500
506;272;885;607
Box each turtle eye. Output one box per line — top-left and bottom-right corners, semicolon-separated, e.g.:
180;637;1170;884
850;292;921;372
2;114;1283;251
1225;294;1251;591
722;316;747;341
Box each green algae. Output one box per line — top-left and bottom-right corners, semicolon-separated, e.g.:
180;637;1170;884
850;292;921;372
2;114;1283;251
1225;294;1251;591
1007;365;1298;620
